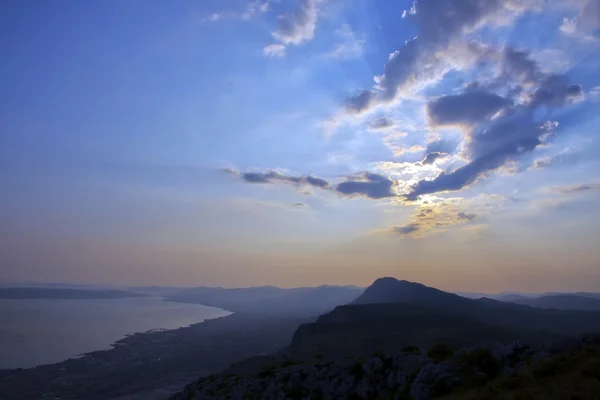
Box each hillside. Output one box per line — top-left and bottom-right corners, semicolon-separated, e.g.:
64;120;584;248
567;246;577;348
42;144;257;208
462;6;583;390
444;336;600;400
170;334;600;400
288;303;542;360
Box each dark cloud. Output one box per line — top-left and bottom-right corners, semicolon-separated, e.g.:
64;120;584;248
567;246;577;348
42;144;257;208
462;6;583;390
530;75;583;108
369;117;394;130
421;152;446;165
305;175;329;188
502;47;539;83
551;183;600;195
501;48;584;108
457;212;477;221
345;90;375;114
335;172;397;199
291;202;308;208
425;139;457;155
406;43;585;201
427;90;511;127
407;111;546;200
343;0;536;112
375;38;421;100
393;223;420;235
232;169;401;201
237;170;329;188
241;172;273;183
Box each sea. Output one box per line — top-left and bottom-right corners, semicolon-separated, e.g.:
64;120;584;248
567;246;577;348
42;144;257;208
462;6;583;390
0;297;231;369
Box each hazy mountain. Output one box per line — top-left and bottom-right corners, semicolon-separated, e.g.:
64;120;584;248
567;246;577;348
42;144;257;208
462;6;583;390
512;294;600;311
281;278;600;360
353;277;474;309
0;287;150;299
167;285;364;316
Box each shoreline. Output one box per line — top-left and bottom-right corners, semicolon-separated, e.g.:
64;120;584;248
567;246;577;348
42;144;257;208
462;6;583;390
0;297;231;371
0;311;306;399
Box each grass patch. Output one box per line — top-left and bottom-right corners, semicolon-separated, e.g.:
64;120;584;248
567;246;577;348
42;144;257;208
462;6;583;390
428;343;455;362
443;343;600;400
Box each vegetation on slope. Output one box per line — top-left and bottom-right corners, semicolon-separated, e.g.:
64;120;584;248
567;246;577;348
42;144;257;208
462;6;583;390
445;339;600;400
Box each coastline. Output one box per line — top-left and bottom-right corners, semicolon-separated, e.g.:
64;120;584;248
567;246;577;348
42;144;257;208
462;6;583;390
0;311;307;400
0;296;230;370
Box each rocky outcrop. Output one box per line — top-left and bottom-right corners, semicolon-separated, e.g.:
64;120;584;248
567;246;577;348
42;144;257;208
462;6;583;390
171;334;600;400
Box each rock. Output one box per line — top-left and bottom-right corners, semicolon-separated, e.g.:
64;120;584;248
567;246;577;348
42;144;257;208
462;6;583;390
410;360;462;400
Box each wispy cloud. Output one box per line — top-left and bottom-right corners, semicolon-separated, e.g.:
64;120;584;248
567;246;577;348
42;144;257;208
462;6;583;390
200;0;270;23
263;43;286;58
272;0;323;45
328;24;365;60
550;183;600;195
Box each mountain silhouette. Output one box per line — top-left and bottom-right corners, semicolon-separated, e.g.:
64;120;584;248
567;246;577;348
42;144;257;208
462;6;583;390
284;277;600;360
353;277;473;310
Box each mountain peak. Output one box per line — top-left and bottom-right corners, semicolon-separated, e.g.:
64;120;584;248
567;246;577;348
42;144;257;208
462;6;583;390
353;277;467;309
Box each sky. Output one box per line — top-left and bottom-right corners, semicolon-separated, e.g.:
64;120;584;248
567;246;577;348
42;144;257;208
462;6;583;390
1;0;600;292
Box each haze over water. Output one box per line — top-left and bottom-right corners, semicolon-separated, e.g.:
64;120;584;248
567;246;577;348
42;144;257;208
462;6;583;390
0;297;230;369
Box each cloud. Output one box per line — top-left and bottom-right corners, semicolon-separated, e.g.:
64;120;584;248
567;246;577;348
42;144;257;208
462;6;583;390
388;144;424;157
529;75;583;108
390;197;482;237
230;169;330;189
406;111;551;200
427;90;511;128
425;139;458;155
291;202;308;208
201;1;270;22
368;117;394;130
342;0;541;114
532;157;553;169
263;44;286;58
560;0;600;40
420;152;447;165
393;223;420;235
305;175;329;188
457;212;477;221
328;24;365;60
551;183;600;195
230;169;402;201
502;47;540;84
344;90;375;114
272;0;322;46
405;45;584;200
335;172;398;199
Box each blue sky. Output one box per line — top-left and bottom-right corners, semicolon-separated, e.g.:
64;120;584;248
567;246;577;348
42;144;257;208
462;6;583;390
2;0;600;291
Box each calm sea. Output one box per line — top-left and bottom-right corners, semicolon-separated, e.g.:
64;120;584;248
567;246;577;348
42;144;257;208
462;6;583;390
0;297;231;369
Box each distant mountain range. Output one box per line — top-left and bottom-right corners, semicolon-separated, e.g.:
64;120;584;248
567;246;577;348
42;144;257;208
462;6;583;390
511;294;600;311
0;287;150;299
166;285;364;316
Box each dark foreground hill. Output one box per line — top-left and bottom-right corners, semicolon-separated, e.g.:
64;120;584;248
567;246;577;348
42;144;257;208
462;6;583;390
171;334;600;400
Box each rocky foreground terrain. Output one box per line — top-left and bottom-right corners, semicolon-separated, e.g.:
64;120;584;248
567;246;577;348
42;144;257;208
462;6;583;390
171;334;600;400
